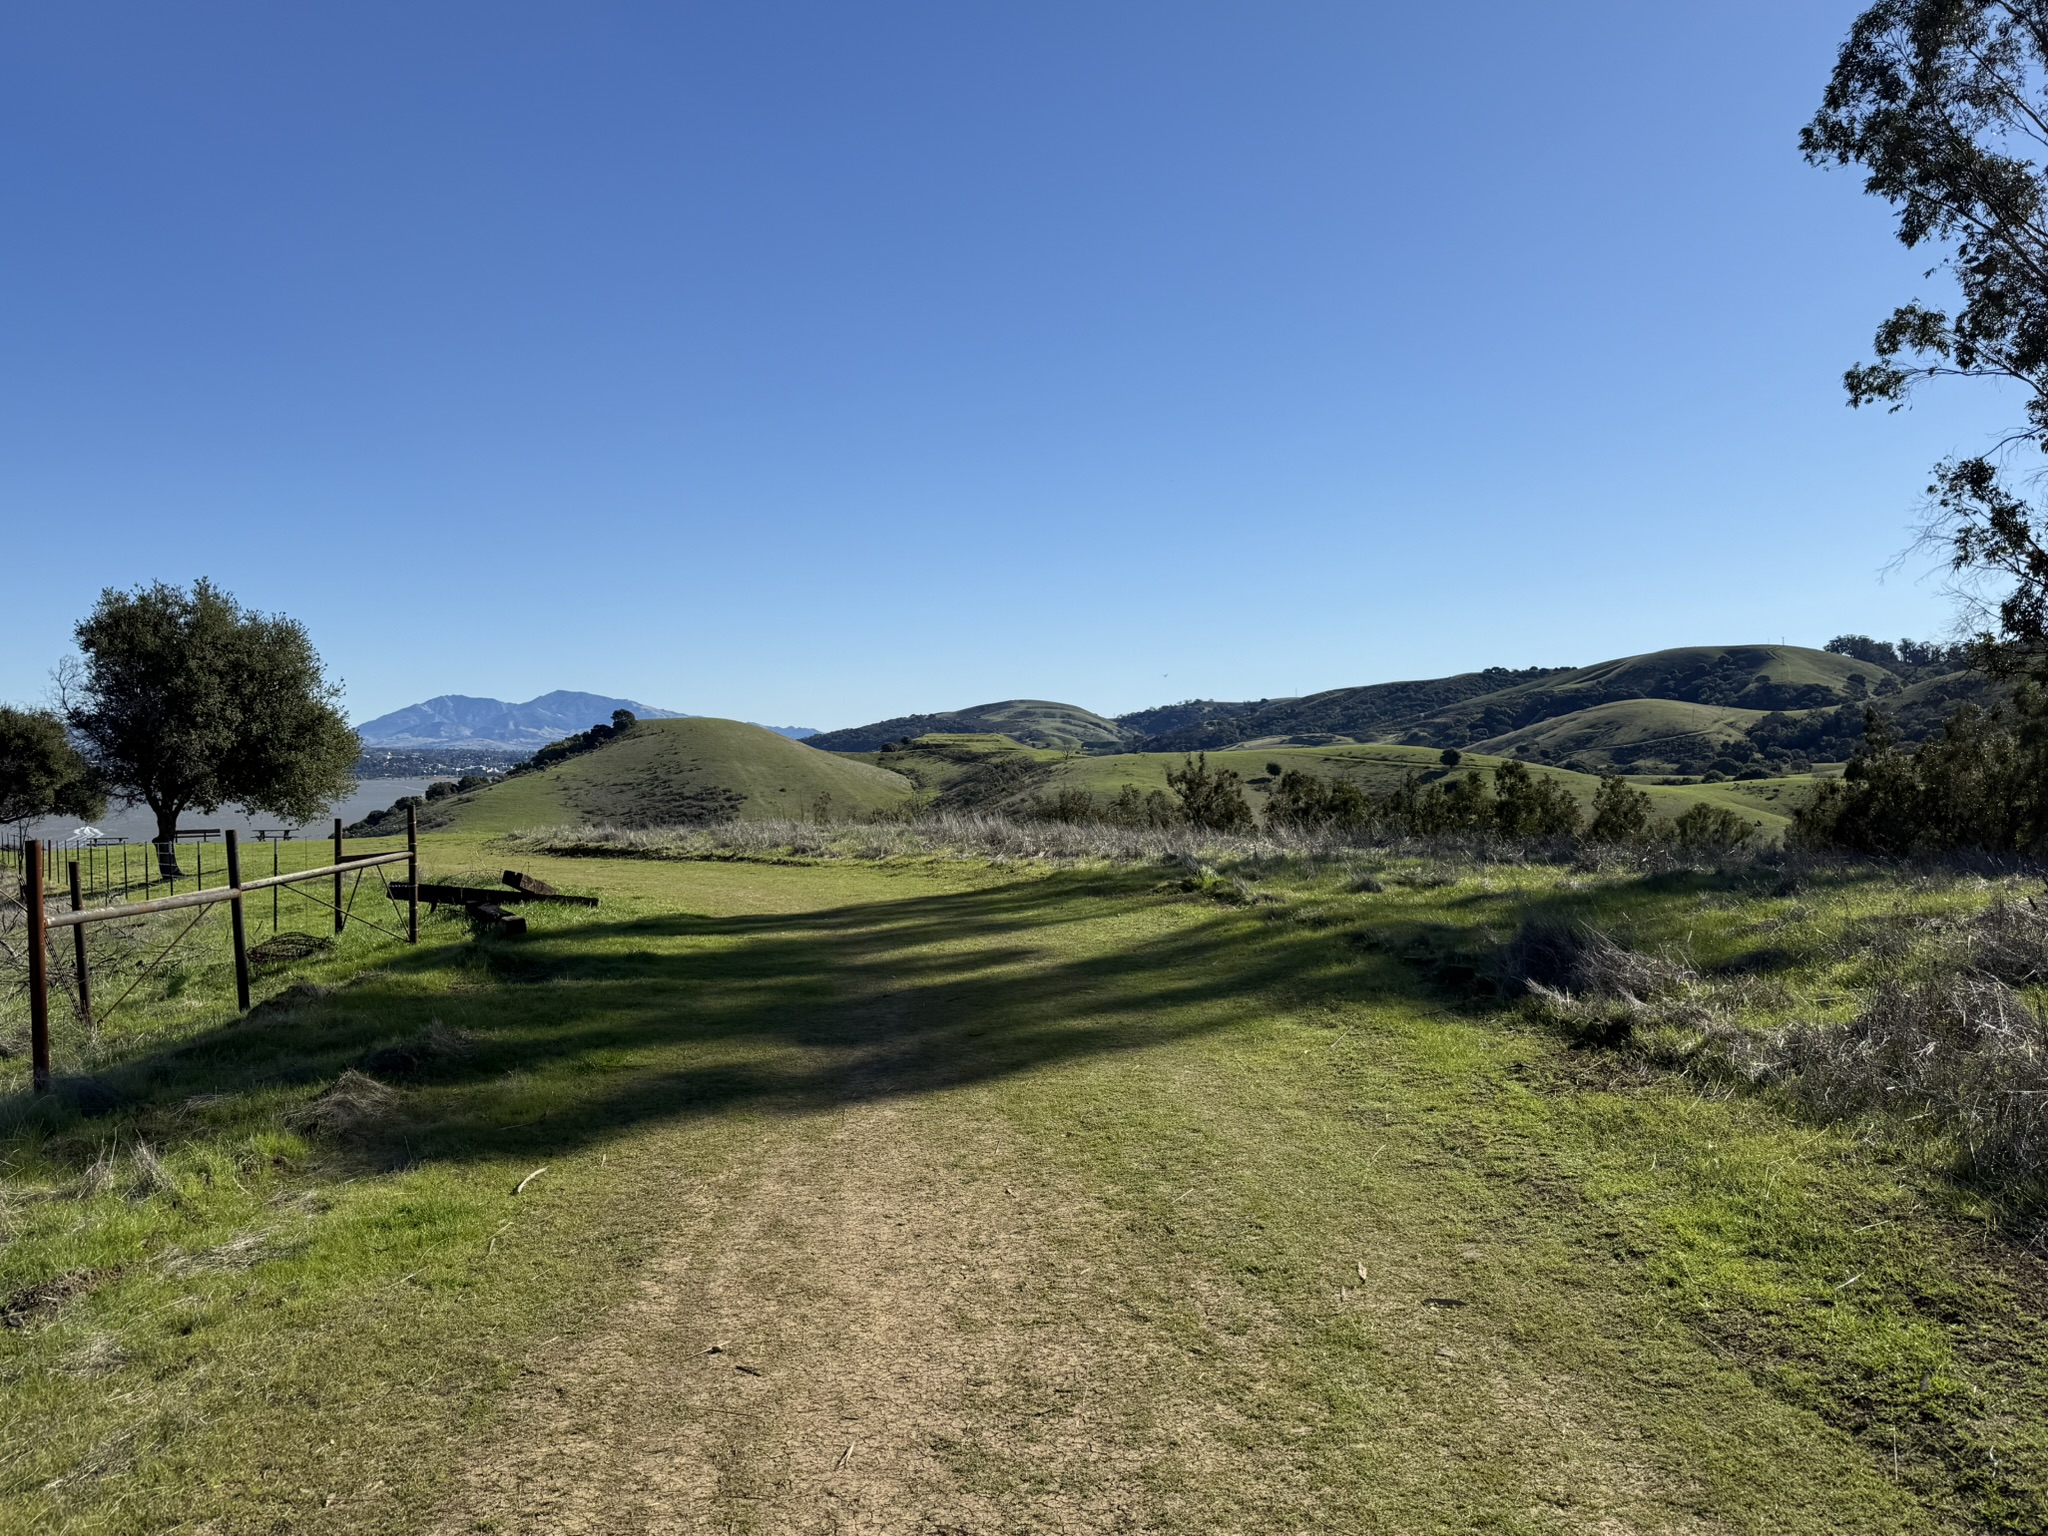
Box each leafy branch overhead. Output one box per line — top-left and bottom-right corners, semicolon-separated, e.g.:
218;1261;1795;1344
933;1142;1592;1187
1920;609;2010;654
1805;0;2048;662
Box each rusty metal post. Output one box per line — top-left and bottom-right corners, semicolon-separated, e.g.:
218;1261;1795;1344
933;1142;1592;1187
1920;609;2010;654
406;804;419;943
332;817;345;935
68;860;91;1029
225;830;250;1012
27;841;51;1094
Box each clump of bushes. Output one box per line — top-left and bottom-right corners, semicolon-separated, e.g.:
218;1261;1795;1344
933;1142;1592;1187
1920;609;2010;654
1792;688;2048;856
506;710;638;778
1501;913;2048;1207
1025;756;1755;852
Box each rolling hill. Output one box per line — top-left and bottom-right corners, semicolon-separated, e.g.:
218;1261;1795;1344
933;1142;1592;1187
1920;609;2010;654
853;733;1809;839
1139;646;1893;758
1468;699;1768;771
807;699;1129;753
433;718;914;833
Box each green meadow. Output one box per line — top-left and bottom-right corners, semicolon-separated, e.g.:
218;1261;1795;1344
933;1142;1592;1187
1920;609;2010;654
3;821;2045;1533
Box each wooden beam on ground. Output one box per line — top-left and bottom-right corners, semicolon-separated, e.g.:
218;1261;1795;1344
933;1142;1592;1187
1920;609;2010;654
468;902;527;936
389;882;598;908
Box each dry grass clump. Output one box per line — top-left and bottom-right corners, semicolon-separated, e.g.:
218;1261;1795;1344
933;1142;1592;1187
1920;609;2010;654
1505;912;2048;1198
1965;897;2048;985
507;814;1311;866
291;1069;396;1139
1498;916;1707;1048
505;814;1627;873
1775;975;2048;1183
359;1019;476;1081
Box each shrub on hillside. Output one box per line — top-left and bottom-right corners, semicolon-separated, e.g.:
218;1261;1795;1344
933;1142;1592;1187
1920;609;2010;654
1490;760;1582;838
1104;783;1177;828
1669;802;1754;853
1263;768;1374;834
1166;754;1255;833
1586;775;1653;844
1791;691;2048;856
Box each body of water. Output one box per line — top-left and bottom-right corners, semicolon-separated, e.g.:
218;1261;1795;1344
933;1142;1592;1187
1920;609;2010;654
18;778;440;846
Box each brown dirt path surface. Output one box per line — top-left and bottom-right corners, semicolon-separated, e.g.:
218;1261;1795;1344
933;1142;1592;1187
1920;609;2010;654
437;1095;1156;1535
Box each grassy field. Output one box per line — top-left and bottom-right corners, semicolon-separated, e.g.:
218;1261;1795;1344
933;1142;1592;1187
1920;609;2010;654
2;824;2044;1532
1468;698;1769;768
434;717;915;833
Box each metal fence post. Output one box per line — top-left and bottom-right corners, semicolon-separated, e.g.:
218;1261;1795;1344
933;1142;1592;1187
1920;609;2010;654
226;830;251;1012
68;859;91;1029
27;841;51;1093
332;817;345;936
406;805;419;943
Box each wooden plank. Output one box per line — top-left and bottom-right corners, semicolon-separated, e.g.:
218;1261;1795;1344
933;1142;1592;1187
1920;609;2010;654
469;902;527;936
390;882;598;908
502;870;563;897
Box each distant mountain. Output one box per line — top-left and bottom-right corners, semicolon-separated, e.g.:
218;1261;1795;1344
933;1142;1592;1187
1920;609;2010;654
355;691;690;751
806;699;1128;754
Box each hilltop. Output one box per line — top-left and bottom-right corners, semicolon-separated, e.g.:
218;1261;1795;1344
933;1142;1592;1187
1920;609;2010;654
806;699;1127;753
429;717;912;832
815;643;1996;777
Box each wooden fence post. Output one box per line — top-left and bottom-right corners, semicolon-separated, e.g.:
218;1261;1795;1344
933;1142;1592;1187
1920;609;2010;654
68;860;91;1029
406;805;419;944
226;830;251;1012
332;817;345;936
27;841;51;1094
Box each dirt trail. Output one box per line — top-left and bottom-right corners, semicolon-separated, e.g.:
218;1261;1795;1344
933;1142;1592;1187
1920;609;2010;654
438;1093;1183;1535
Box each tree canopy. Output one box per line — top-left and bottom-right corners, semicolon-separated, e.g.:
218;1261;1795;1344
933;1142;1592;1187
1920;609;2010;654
1805;1;2048;665
0;705;104;831
62;580;358;864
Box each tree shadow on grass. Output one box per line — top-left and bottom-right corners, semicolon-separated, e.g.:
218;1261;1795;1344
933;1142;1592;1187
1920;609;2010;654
3;867;1416;1173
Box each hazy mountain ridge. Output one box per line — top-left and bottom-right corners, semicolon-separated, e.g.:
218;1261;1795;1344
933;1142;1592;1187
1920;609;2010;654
356;691;817;750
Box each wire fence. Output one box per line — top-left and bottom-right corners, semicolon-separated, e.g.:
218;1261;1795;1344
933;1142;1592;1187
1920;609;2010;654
2;814;421;1093
1;821;409;910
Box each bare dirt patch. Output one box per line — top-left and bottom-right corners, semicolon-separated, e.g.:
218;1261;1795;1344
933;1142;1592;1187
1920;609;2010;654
435;1094;1184;1534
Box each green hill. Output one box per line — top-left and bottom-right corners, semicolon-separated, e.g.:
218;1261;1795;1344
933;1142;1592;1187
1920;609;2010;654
1143;646;1891;755
1470;699;1769;772
436;718;915;833
808;699;1128;753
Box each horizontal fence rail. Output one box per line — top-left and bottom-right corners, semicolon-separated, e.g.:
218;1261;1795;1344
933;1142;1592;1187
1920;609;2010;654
14;809;420;1094
41;850;409;928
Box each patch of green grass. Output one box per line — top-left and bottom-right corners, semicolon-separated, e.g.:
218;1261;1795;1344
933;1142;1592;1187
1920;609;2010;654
1;836;2043;1530
1470;697;1767;766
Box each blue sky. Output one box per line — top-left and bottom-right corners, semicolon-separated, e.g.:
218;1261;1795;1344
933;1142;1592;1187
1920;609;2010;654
0;2;2013;729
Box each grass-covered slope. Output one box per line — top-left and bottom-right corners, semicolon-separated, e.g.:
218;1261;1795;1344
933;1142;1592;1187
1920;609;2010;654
808;699;1128;753
1470;698;1769;770
1140;646;1899;755
437;717;914;832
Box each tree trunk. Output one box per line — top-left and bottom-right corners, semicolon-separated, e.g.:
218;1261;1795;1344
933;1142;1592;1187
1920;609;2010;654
152;804;183;878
